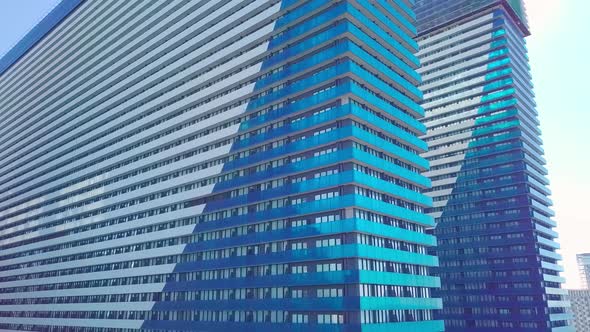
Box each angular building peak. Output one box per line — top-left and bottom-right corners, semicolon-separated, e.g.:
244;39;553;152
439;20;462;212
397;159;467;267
415;0;530;36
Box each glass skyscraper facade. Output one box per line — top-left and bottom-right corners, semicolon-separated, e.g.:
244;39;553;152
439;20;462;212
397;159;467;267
577;253;590;289
0;0;442;331
415;0;572;331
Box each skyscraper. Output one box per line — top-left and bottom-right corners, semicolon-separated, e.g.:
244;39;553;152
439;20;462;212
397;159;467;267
577;253;590;289
568;289;590;332
415;0;572;331
0;0;442;331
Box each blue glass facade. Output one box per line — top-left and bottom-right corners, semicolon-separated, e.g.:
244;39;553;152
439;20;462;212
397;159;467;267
0;1;441;331
416;1;572;331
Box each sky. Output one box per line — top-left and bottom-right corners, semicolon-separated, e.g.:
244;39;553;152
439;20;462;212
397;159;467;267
523;0;590;288
0;1;589;287
0;0;60;58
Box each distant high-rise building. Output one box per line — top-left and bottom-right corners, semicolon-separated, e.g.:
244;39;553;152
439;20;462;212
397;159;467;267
0;0;442;331
578;253;590;289
415;0;572;331
569;289;590;332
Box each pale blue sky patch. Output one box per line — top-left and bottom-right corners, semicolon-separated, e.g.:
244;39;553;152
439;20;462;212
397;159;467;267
524;0;590;288
0;0;60;57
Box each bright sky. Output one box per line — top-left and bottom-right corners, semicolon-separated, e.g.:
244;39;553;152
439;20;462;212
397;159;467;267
0;0;589;288
0;0;60;58
523;0;590;288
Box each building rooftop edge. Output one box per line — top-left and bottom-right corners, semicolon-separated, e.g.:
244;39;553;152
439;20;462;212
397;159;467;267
0;0;83;77
417;0;530;38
